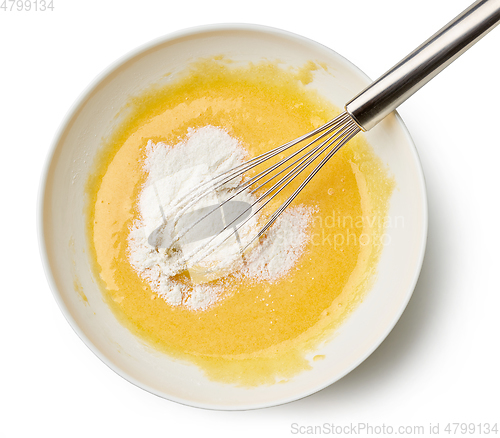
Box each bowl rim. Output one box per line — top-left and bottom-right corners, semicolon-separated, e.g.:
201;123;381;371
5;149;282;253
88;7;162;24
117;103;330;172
37;22;428;410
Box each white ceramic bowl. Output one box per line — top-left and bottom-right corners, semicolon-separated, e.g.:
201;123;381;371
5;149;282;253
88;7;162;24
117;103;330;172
38;24;427;410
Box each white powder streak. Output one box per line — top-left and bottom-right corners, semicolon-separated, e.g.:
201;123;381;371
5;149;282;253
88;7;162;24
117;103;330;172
128;126;312;311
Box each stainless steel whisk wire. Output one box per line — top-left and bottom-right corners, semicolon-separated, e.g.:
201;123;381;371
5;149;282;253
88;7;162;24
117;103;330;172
169;113;359;262
166;0;500;268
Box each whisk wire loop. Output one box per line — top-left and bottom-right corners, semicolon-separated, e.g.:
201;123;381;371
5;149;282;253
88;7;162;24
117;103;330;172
179;112;360;267
169;112;353;249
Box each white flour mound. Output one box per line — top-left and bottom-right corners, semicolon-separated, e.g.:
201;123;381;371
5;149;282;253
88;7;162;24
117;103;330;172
128;126;313;311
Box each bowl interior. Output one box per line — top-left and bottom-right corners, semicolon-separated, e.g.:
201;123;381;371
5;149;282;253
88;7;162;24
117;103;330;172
40;24;427;410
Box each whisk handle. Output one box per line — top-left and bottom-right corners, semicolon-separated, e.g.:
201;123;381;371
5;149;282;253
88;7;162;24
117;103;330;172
345;0;500;131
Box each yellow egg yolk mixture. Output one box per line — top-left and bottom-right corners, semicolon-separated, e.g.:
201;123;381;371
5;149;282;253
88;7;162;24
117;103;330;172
86;58;394;386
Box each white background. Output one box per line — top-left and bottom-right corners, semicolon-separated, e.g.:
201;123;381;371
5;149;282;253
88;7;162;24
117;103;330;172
1;0;499;436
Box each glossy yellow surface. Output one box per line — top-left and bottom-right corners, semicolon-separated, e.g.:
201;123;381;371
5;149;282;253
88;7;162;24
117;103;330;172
86;59;394;386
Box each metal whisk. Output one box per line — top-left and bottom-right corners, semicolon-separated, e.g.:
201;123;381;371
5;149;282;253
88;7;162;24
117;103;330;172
168;0;500;268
